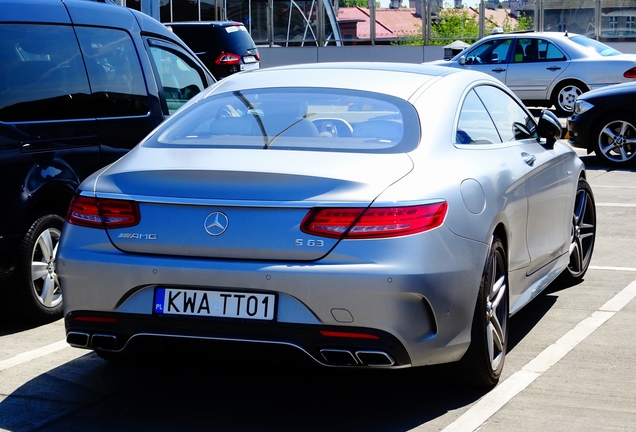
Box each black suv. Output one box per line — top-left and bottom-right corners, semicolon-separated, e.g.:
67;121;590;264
166;21;260;79
0;0;215;322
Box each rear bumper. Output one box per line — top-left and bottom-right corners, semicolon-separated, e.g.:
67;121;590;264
65;311;412;367
59;222;488;368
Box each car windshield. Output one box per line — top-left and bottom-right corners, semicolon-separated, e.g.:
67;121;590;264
146;88;420;153
569;35;621;56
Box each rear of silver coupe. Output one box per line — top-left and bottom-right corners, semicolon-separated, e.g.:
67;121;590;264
58;63;595;387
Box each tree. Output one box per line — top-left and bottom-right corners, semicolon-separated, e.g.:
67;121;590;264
393;7;533;46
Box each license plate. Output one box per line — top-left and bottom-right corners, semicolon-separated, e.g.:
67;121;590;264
240;62;259;71
243;56;257;63
154;288;275;320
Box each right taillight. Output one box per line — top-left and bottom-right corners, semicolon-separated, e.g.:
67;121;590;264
300;202;448;239
624;67;636;79
66;195;140;228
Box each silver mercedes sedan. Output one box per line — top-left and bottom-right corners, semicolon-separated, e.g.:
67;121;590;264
430;31;636;116
58;63;596;387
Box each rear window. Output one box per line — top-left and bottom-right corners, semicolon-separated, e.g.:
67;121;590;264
569;35;621;56
170;24;256;54
145;88;420;153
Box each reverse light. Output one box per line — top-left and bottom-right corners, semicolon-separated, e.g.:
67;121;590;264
319;330;380;340
301;202;448;239
624;67;636;79
215;52;241;65
67;195;140;228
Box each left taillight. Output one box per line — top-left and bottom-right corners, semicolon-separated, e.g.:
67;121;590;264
300;202;448;239
215;52;241;65
66;195;140;228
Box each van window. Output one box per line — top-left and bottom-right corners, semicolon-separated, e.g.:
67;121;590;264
75;27;149;118
0;24;92;122
149;45;206;114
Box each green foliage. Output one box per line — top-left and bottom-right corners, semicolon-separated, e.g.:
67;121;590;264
340;0;367;7
392;8;534;46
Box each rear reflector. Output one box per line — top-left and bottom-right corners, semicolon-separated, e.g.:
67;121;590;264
319;330;380;340
301;202;447;239
67;195;140;228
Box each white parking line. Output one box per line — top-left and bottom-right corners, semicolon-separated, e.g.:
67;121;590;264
596;203;636;207
429;277;636;432
0;340;68;372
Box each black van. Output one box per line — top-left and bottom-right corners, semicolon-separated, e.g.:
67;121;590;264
0;0;215;322
166;21;260;79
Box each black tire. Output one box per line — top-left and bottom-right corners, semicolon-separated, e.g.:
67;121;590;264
552;81;586;117
458;235;509;388
592;114;636;167
7;214;64;323
557;178;596;286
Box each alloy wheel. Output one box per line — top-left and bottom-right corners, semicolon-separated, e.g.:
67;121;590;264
30;226;63;308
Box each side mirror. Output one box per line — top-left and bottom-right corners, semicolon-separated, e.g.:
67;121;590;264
491;52;499;62
459;55;466;66
536;109;562;148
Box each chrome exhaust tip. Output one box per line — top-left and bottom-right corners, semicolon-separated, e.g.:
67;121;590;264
67;331;90;348
90;334;118;350
356;350;395;366
320;349;359;366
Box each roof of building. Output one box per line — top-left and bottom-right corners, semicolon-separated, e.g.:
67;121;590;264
337;7;422;39
337;6;518;40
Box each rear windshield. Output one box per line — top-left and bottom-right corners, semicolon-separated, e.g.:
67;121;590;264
145;88;420;153
170;24;256;54
569;35;621;56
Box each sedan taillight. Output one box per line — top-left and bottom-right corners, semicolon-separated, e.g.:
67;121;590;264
624;67;636;79
301;203;447;239
215;52;241;65
66;195;140;228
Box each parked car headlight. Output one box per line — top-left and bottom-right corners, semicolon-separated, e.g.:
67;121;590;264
574;100;594;115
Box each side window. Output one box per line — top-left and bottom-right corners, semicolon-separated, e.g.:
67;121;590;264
544;41;567;61
149;44;206;115
75;26;149;118
465;38;511;65
455;90;501;145
474;85;538;142
0;24;92;122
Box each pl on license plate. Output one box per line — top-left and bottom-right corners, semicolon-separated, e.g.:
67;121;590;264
154;288;275;320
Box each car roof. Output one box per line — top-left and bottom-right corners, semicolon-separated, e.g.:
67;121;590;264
166;21;244;27
206;62;499;101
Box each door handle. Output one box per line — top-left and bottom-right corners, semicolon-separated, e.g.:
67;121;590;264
491;67;506;73
522;152;536;165
547;66;561;71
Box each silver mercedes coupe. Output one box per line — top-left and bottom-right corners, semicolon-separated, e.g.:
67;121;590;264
58;63;596;387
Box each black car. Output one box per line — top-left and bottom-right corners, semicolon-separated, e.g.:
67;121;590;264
166;21;260;79
0;0;215;322
567;81;636;167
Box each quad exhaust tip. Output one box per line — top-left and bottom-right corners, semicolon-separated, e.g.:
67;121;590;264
66;332;118;351
320;349;395;367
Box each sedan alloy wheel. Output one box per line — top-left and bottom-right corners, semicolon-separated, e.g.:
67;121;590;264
594;116;636;166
